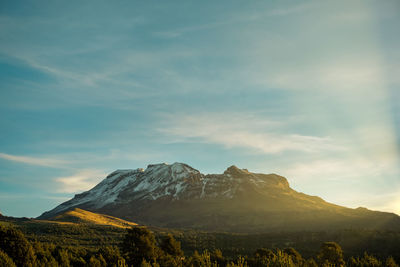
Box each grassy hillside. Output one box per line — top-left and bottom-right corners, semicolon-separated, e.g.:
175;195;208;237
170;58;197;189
48;208;138;228
0;216;126;249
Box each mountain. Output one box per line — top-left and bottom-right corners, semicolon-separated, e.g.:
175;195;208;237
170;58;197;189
39;163;400;232
43;208;138;228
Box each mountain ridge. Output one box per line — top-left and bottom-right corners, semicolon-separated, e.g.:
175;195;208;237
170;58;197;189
39;162;400;232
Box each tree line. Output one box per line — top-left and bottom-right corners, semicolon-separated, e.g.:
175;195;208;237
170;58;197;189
0;224;399;267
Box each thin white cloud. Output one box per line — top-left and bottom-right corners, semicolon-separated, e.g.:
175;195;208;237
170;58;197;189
283;156;397;183
159;113;344;154
267;2;314;17
153;2;314;39
0;193;69;202
55;169;106;193
15;55;115;88
0;152;69;168
261;61;385;93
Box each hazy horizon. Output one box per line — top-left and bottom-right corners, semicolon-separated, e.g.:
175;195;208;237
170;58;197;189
1;0;400;217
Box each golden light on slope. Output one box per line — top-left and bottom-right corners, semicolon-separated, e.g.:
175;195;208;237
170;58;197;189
44;208;138;228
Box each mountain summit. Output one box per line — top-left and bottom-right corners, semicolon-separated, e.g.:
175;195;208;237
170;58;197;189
39;163;400;232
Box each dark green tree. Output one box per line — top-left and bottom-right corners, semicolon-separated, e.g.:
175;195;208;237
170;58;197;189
120;227;158;266
184;250;202;267
270;250;295;267
184;250;217;267
158;234;184;267
305;258;318;267
97;246;127;267
252;248;275;267
88;255;106;267
386;257;399;267
0;225;36;267
283;247;303;265
160;234;184;257
0;249;16;267
69;256;86;267
31;242;59;267
210;249;225;266
348;252;382;267
317;242;345;267
53;246;70;267
254;248;275;259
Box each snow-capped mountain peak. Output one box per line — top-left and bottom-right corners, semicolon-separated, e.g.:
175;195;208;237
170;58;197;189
39;162;400;233
143;162;200;183
39;163;289;219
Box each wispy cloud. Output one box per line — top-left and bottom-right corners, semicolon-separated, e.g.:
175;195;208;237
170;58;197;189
159;113;344;154
0;152;70;168
259;60;386;93
283;156;398;183
267;2;314;17
153;3;314;39
0;193;69;202
55;169;106;193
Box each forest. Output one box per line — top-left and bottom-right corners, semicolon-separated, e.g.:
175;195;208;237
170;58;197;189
1;221;399;267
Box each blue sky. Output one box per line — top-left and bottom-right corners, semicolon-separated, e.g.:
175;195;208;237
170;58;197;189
1;0;400;217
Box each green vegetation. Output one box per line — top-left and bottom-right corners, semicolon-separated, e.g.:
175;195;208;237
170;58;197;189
175;229;400;262
0;249;16;267
0;224;36;267
0;217;127;248
0;222;399;267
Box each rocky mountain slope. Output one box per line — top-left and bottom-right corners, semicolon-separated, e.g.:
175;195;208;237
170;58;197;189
39;163;400;232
